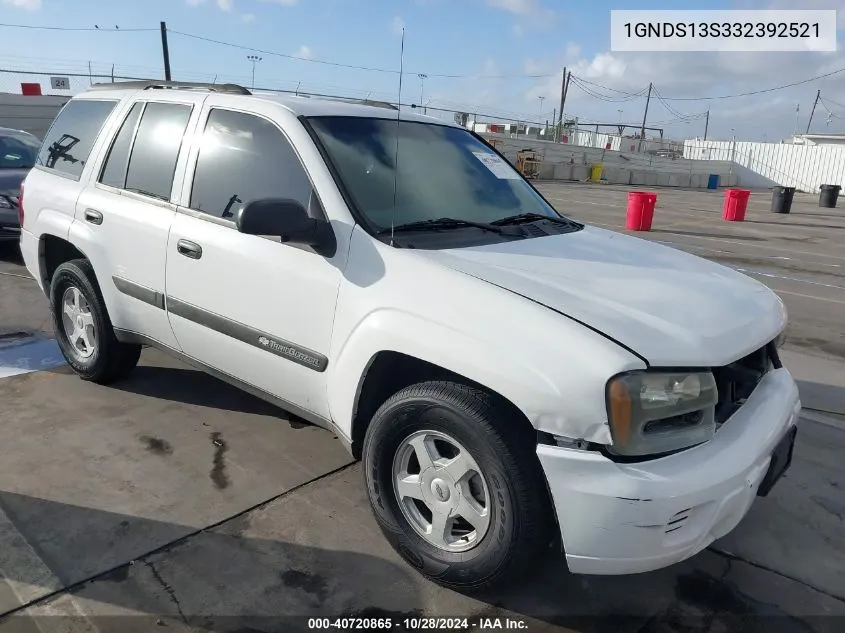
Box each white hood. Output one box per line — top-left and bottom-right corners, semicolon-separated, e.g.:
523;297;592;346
414;226;785;367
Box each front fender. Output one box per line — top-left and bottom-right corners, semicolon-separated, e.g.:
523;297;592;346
327;307;564;439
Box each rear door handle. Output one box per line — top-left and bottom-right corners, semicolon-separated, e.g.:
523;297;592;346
176;239;203;260
84;209;103;225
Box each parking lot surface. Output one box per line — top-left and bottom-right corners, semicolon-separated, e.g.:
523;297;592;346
1;182;844;632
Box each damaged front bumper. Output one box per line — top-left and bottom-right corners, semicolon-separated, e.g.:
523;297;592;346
537;367;801;575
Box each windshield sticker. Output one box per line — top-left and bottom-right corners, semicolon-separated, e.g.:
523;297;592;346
472;151;521;180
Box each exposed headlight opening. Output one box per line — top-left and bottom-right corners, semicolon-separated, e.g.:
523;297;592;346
606;370;718;458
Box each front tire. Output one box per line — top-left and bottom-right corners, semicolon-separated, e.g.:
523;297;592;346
362;381;553;590
50;259;141;384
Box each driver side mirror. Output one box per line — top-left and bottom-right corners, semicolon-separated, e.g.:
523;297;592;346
236;198;336;258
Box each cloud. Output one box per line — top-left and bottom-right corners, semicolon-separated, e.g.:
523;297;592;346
512;24;524;38
391;15;405;35
241;13;255;22
524;59;544;75
565;42;581;62
2;0;41;8
185;0;239;10
261;0;300;4
486;0;536;15
295;45;313;60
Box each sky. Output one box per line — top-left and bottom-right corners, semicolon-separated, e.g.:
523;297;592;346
2;0;845;141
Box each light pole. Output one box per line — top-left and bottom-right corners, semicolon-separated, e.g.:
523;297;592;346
418;73;427;114
247;55;262;89
538;96;545;137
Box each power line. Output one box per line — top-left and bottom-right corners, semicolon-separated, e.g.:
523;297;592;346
568;76;644;103
657;67;845;101
0;22;155;32
168;29;555;79
572;76;645;96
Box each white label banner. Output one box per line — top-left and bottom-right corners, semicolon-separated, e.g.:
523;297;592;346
610;10;836;52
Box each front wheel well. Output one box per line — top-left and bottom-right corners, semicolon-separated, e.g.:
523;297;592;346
39;235;87;293
350;351;532;459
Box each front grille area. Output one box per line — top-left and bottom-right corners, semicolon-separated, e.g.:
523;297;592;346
711;342;778;426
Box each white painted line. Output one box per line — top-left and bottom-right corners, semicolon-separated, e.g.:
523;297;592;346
733;268;845;292
661;231;845;261
0;507;64;608
655;239;841;267
768;288;845;305
0;504;96;632
801;409;845;431
0;339;66;379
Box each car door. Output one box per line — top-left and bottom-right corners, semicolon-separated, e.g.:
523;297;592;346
165;99;346;420
72;95;202;349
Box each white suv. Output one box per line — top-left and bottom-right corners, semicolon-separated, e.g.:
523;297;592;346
19;81;800;589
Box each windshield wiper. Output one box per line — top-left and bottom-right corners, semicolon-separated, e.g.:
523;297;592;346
491;212;580;227
379;217;508;235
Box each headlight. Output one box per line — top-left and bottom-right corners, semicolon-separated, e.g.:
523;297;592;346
606;371;718;457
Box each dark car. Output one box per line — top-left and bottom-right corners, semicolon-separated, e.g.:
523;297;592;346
0;126;40;241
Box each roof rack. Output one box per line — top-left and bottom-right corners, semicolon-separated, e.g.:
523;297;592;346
88;80;252;95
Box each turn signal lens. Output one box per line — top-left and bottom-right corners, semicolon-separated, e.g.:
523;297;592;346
608;378;632;447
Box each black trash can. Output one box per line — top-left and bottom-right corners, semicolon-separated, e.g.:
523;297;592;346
819;184;841;208
771;186;796;214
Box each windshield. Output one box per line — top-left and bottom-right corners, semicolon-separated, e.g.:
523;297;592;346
0;132;40;169
308;116;560;231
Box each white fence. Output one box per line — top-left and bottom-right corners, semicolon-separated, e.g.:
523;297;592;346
683;139;845;192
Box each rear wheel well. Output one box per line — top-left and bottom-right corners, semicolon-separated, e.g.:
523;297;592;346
350;351;532;459
39;235;86;292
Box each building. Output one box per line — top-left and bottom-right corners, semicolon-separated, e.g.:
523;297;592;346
788;133;845;146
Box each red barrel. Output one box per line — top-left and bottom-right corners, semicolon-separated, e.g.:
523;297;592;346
626;191;657;231
722;188;751;221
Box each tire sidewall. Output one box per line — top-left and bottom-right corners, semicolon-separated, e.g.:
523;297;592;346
364;396;521;587
50;263;108;375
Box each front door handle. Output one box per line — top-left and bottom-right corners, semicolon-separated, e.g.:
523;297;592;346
176;239;203;260
84;209;103;225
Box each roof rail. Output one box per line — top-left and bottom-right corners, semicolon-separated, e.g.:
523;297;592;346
88;80;252;95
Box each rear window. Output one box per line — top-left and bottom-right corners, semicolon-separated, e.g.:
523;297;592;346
36;99;117;179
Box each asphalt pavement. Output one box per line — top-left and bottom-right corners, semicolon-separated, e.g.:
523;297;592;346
0;182;844;632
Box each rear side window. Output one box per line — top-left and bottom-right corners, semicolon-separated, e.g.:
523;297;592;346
124;102;192;201
36;99;117;179
99;102;143;189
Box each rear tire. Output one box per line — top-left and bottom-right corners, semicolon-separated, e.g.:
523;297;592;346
50;259;141;384
362;380;553;591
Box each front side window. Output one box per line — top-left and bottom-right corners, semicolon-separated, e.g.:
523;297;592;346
36;99;118;179
307;116;560;231
189;109;313;220
124;102;192;201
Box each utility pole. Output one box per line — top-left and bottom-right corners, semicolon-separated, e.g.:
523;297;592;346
556;67;566;142
806;89;821;134
160;21;171;81
703;109;710;140
638;82;652;152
